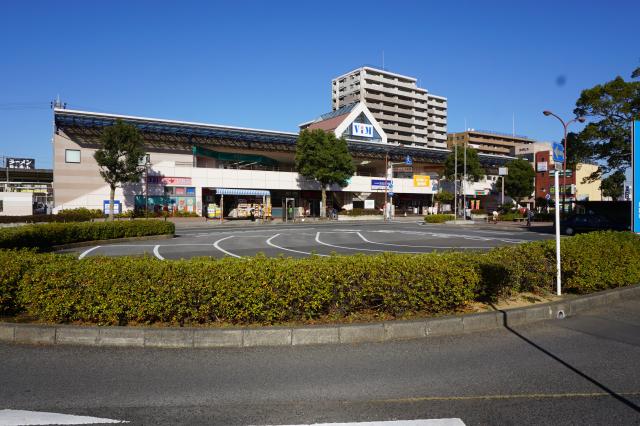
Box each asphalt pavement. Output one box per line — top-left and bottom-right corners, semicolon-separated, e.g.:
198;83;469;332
61;220;554;260
1;297;638;425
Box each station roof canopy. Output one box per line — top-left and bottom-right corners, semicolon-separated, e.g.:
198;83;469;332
54;109;514;167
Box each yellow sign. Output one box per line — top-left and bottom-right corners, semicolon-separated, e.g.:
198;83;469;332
413;175;431;187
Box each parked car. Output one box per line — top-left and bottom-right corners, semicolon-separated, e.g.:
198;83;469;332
560;214;629;236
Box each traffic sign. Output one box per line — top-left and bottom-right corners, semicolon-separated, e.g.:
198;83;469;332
388;192;394;197
405;155;413;165
545;193;551;201
552;142;565;163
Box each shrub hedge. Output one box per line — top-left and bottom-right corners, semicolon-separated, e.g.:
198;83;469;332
0;220;175;250
0;208;104;224
0;231;637;326
424;214;455;223
340;208;382;216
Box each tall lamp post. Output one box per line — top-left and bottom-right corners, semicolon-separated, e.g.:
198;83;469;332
542;111;585;214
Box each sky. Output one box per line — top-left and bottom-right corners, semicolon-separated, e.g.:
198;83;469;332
1;0;638;170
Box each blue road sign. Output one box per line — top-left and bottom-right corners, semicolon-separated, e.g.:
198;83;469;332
388;192;395;197
545;193;551;201
405;155;413;165
552;142;565;163
633;120;640;233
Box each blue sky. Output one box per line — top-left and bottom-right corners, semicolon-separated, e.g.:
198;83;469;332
1;0;638;169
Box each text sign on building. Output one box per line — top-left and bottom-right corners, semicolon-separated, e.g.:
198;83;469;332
537;162;548;172
6;158;35;169
413;175;431;187
371;179;392;190
498;167;508;176
147;176;192;185
352;123;373;138
633;120;640;233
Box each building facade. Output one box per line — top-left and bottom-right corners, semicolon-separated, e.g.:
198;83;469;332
52;108;511;218
448;130;536;157
332;66;448;149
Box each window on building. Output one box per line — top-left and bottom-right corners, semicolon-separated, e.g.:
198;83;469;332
0;200;3;212
65;149;81;163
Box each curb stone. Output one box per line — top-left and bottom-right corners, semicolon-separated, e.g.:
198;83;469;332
1;284;638;349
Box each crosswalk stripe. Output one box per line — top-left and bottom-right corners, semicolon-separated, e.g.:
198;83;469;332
0;409;127;425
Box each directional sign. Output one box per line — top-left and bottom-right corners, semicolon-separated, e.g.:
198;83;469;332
552;142;565;163
388;192;394;197
405;155;413;165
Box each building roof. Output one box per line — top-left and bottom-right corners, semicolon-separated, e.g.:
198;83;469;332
302;104;357;132
54;108;514;166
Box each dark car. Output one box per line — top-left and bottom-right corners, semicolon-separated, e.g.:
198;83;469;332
560;214;629;236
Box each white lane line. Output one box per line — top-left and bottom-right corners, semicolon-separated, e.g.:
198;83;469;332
213;236;241;258
315;232;422;254
152;245;165;260
356;232;491;250
78;246;101;260
266;234;328;257
0;409;127;424
261;419;465;426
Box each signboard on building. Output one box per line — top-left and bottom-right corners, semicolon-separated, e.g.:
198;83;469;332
147;176;192;185
498;167;508;176
633;120;640;233
103;200;122;215
5;158;35;169
412;175;431;187
537;162;548;172
371;179;392;190
352;123;373;138
364;199;375;209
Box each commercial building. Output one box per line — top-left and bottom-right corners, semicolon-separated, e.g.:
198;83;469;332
0;155;53;213
448;129;536;157
332;66;448;149
53;107;511;218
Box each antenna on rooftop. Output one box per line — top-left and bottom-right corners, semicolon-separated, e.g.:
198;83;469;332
50;95;66;110
382;50;385;70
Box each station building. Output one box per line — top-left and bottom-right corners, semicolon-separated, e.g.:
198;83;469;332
53;106;511;218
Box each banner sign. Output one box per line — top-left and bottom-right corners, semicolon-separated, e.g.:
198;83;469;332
412;175;431;187
6;158;35;169
147;176;192;185
371;179;392;190
352;123;373;138
633;120;640;233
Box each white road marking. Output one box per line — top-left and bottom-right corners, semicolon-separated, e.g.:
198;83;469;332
213;236;241;258
152;245;164;260
315;232;422;254
0;409;127;425
356;232;491;250
260;419;465;426
266;234;328;257
78;246;101;260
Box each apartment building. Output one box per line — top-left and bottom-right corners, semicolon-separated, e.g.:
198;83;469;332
447;130;536;157
332;66;448;149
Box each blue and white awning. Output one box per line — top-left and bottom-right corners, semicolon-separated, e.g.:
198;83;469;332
216;188;270;196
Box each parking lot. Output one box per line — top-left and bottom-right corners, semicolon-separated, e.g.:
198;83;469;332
62;221;554;260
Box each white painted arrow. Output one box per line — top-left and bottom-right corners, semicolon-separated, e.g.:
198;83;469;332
0;409;127;425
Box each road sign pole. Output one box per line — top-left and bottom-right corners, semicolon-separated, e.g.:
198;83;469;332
554;167;562;296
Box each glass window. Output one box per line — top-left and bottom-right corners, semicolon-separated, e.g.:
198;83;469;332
65;149;81;163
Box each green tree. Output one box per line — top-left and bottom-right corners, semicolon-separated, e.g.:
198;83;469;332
94;120;146;220
443;145;485;182
295;129;355;217
503;158;535;203
600;170;626;200
573;74;640;179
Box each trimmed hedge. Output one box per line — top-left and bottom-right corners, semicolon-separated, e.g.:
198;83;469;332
1;231;638;325
0;208;104;224
424;214;455;223
0;220;175;250
340;208;382;216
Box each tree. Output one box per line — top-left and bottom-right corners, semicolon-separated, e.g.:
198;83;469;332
295;129;355;217
94;120;146;220
572;74;640;179
503;158;535;203
443;145;485;182
600;170;626;200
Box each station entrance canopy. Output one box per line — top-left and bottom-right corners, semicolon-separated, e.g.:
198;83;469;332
216;188;270;197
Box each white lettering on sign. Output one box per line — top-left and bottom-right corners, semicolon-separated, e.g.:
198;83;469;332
352;123;373;138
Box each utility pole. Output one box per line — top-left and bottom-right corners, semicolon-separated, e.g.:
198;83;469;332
454;142;458;220
463;139;467;220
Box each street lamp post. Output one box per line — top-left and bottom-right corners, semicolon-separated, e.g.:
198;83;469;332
542;111;585;214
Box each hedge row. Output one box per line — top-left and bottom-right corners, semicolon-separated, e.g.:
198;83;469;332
424;214;455;223
2;231;637;325
0;208;104;224
0;220;175;250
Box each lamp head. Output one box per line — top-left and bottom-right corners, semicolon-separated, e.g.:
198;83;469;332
577;117;586;123
543;111;552;116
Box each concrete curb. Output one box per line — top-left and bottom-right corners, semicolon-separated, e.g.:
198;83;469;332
1;285;638;349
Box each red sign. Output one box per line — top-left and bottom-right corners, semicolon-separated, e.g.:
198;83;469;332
147;176;192;185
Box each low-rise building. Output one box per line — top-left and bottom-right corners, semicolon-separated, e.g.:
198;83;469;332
448;129;536;157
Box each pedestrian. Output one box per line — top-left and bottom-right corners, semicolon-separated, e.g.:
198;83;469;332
526;208;534;227
492;209;499;224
